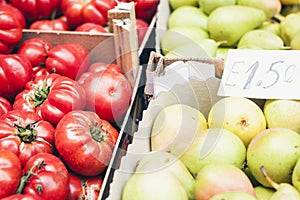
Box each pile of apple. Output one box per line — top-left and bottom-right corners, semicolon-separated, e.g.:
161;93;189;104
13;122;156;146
121;96;300;199
161;0;300;60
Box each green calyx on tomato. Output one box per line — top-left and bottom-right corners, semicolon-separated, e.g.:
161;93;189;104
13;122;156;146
90;122;110;143
32;80;50;107
14;122;38;143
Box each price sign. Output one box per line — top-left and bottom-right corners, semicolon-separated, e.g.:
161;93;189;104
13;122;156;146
218;49;300;100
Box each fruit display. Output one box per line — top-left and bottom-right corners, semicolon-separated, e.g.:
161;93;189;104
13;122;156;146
108;63;300;200
0;0;151;199
159;0;300;60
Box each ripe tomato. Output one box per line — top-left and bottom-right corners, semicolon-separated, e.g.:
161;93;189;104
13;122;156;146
68;173;103;200
19;153;70;200
0;150;22;199
0;54;33;101
10;0;61;22
75;22;107;33
80;70;133;122
1;194;39;200
0;110;55;167
0;96;12;116
13;73;86;126
17;38;53;68
61;0;116;29
0;3;26;28
29;16;70;31
0;10;23;54
55;110;119;176
45;43;90;80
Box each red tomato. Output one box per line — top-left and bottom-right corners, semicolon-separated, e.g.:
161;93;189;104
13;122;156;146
75;22;107;33
0;150;22;199
17;38;53;68
136;18;149;46
61;0;116;29
32;66;50;78
19;153;70;200
0;110;55;167
68;173;103;200
45;43;90;80
29;16;70;31
88;62;124;74
0;10;23;54
134;0;159;22
0;3;26;28
1;194;39;200
13;73;86;126
80;69;133;122
0;96;12;116
0;54;33;101
55;110;119;176
10;0;61;22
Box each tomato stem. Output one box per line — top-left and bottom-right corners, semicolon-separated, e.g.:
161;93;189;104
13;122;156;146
14;122;38;143
90;123;107;143
16;160;46;194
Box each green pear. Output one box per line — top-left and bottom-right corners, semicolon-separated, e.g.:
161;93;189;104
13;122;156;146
194;163;256;200
260;166;300;200
237;29;287;50
169;0;199;10
164;42;210;59
254;186;275;200
122;166;188;200
264;99;300;133
210;192;257;200
291;29;300;49
135;151;196;199
292;157;300;191
237;0;281;19
171;128;246;176
207;5;266;46
215;47;232;61
280;12;300;46
168;6;208;30
208;96;267;147
151;104;208;152
247;128;300;187
257;20;281;36
160;26;209;55
280;4;300;16
198;0;236;15
280;0;300;5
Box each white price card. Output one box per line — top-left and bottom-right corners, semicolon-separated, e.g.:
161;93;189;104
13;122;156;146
218;49;300;100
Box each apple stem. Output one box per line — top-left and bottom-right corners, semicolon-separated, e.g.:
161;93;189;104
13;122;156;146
260;166;279;190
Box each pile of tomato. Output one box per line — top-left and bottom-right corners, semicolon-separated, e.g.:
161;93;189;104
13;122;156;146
0;0;160;199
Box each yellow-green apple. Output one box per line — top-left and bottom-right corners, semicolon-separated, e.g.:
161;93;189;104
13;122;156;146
151;104;207;152
171;128;246;175
247;128;300;187
194;163;256;200
208;96;266;147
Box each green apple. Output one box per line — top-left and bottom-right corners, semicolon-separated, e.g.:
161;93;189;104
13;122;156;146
264;99;300;133
171;128;246;175
208;96;267;147
151;104;208;152
169;0;199;10
210;192;257;200
168;6;208;30
160;26;209;55
194;163;256;200
135;151;196;199
247;128;300;187
254;186;275;200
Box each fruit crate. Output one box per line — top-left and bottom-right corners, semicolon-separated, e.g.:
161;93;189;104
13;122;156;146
104;51;226;200
15;3;148;200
